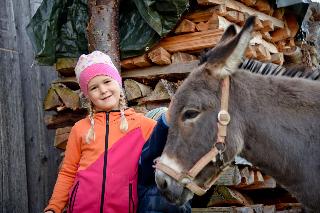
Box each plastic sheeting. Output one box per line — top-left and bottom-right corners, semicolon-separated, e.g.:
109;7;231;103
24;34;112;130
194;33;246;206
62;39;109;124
26;0;189;65
120;0;189;59
26;0;88;65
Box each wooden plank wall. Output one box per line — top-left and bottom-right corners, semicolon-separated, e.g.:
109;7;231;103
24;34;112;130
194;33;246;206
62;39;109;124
0;0;61;212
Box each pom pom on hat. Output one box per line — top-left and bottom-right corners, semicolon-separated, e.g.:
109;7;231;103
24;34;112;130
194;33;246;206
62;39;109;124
75;51;122;96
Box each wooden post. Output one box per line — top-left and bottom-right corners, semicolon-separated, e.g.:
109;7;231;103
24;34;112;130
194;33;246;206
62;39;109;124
87;0;121;70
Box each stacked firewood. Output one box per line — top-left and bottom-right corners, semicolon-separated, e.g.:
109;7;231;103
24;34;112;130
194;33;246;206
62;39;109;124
43;0;305;211
192;163;303;212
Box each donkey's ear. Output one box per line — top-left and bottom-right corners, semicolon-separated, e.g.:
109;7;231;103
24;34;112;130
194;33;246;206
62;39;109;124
218;16;255;78
219;24;237;44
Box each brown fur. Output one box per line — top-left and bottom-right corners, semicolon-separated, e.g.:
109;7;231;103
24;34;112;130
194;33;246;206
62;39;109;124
155;16;320;212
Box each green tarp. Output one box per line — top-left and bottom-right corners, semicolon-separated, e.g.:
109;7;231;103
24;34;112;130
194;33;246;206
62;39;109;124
27;0;189;66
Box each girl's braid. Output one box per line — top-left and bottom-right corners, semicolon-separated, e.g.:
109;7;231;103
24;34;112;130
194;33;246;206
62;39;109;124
86;101;95;144
119;89;128;132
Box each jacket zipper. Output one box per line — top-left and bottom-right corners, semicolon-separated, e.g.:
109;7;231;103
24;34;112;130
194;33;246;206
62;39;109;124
100;112;109;213
68;181;79;213
129;183;135;213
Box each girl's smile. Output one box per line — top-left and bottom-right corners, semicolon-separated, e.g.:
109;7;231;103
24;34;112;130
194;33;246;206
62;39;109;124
87;75;121;111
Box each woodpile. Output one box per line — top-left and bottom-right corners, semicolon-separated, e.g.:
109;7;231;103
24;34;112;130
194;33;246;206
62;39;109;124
43;0;306;211
191;163;303;212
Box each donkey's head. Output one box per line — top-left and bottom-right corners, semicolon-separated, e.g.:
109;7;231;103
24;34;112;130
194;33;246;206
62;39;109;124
155;16;256;205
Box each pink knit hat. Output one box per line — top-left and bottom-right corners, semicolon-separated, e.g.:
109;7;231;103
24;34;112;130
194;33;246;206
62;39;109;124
75;51;122;96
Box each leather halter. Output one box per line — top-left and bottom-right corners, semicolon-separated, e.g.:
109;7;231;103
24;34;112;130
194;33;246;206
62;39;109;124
155;76;231;196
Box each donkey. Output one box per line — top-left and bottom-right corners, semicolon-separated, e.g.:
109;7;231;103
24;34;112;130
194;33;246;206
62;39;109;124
154;16;320;212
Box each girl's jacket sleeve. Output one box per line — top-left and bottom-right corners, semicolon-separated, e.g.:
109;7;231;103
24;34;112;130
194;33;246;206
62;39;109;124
139;113;169;185
44;125;82;213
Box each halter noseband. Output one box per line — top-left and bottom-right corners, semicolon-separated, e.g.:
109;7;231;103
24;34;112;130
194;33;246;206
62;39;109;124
155;76;231;196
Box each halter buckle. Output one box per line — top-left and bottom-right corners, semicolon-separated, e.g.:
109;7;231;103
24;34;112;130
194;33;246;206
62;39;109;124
217;110;230;126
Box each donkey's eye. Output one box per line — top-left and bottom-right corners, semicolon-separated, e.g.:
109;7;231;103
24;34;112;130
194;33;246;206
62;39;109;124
182;110;200;121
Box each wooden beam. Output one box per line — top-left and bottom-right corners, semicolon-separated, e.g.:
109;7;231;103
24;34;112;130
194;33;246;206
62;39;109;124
122;61;198;79
157;29;224;53
197;0;284;28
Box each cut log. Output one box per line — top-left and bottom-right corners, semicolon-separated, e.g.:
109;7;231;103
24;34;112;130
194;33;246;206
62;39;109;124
245;45;257;58
207;14;219;30
238;0;256;7
55;58;77;77
271;52;284;65
273;8;285;20
213;18;278;54
261;31;272;42
214;165;242;186
132;102;169;114
285;14;299;38
132;54;153;68
148;47;171;65
44;87;63;111
123;79;152;101
138;79;178;104
52;84;80;111
207;186;253;207
224;11;245;24
261;20;274;32
254;0;271;14
197;0;284;28
240;175;277;190
254;18;264;31
254;170;265;183
121;57;138;70
52;77;79;90
196;21;209;31
175;19;196;34
54;127;72;150
157;29;224;53
283;46;302;64
276;203;303;211
171;52;198;64
271;27;291;43
250;34;278;54
255;44;271;61
45;111;86;129
185;5;227;23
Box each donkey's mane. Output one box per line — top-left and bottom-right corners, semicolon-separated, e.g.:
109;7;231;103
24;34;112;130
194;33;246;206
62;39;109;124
199;49;320;80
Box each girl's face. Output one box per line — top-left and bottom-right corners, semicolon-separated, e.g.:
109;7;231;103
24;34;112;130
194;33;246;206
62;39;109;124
87;75;121;111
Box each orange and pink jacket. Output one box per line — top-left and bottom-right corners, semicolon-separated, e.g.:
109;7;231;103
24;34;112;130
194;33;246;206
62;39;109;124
45;108;158;213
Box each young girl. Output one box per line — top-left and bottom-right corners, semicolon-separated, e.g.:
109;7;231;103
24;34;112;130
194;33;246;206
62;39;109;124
44;51;191;213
